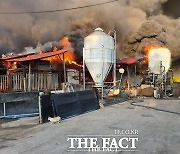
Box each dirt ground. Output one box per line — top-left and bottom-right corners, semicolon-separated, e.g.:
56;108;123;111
0;98;180;154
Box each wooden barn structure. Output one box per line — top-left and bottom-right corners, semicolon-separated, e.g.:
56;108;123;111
0;49;82;93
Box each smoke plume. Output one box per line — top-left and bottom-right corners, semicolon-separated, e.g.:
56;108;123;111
0;0;179;62
122;20;167;57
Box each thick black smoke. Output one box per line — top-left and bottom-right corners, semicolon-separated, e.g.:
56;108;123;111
0;0;179;60
63;19;95;57
163;0;180;18
122;20;167;57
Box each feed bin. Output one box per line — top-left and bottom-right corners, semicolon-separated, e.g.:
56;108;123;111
83;28;116;88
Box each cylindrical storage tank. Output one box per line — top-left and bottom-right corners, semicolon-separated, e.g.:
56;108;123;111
83;28;115;87
148;48;171;74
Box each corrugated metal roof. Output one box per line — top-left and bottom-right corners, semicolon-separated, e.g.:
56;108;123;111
0;53;34;60
117;57;138;65
7;49;67;62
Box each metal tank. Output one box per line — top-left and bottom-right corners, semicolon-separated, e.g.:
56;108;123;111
148;48;171;74
147;48;173;97
83;27;116;87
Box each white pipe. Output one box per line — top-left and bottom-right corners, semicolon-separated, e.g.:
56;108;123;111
113;31;116;87
38;94;42;124
118;73;123;88
108;29;117;87
101;51;104;102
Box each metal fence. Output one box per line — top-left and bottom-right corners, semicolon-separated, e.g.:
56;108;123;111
40;90;99;123
0;72;60;92
0;92;39;118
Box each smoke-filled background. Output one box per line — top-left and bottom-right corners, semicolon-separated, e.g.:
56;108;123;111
0;0;179;62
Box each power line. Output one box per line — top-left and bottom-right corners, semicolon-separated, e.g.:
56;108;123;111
0;0;119;15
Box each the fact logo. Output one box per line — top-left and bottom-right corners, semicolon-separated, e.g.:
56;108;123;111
67;130;139;152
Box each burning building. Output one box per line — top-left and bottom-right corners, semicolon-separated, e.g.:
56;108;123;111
0;27;178;98
0;0;179;97
0;37;83;93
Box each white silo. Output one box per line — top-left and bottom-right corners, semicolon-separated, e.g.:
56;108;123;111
83;28;116;88
148;48;171;74
147;48;172;97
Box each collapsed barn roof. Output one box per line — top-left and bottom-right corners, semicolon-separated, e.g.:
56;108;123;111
0;53;34;60
6;49;67;62
117;57;138;65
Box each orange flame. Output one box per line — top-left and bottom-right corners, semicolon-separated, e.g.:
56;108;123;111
43;37;82;67
143;44;162;64
53;46;58;52
6;61;18;70
6;61;12;69
39;50;44;54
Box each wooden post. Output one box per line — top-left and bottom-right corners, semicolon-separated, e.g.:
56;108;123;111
79;69;81;85
3;103;6;116
127;65;130;91
7;72;10;91
83;48;86;90
23;66;26;92
63;53;66;92
28;63;31;92
83;60;85;90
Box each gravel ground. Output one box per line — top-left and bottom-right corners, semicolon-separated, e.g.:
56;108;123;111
0;98;180;154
